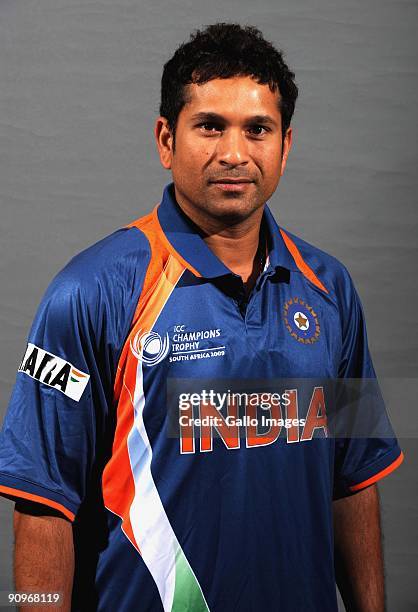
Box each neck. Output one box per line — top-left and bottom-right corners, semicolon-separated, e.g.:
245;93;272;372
203;214;264;285
173;187;265;291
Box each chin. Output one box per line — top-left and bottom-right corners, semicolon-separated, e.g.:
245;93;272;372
207;202;257;224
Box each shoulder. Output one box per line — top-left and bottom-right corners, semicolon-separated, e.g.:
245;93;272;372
31;222;152;338
281;227;358;307
58;224;151;291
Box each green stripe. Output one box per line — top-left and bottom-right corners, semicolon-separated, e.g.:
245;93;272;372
171;545;209;612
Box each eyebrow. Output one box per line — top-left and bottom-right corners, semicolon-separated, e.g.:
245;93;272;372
190;111;278;127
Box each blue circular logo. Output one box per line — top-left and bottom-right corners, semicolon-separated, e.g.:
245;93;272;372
283;298;320;344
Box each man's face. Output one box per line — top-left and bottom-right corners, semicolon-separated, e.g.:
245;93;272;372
156;75;292;224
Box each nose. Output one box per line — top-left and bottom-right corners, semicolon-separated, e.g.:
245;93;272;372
216;127;249;167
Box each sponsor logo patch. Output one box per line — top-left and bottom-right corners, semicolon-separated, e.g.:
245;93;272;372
283;297;321;344
18;343;90;401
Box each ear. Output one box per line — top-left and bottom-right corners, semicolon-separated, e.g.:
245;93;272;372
155;117;174;170
280;127;293;176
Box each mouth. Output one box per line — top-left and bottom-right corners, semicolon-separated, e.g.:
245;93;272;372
209;178;254;192
211;177;253;183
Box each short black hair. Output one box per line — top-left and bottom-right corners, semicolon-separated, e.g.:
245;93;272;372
159;23;299;149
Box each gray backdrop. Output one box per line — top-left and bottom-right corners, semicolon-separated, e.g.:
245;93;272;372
0;1;417;610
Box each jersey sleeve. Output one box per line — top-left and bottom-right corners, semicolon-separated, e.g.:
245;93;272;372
0;227;150;520
332;268;404;500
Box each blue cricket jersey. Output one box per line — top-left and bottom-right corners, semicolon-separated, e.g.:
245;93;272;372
0;182;403;611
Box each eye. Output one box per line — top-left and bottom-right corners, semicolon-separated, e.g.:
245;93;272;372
198;122;223;133
247;125;269;137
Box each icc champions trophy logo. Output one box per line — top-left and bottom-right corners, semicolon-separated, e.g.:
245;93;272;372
130;330;170;366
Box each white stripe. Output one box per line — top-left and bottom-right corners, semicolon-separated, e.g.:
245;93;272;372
126;264;182;611
128;362;177;611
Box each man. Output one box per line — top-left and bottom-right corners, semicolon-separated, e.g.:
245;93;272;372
0;23;403;612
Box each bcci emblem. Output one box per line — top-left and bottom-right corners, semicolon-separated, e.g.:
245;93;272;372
130;330;170;366
283;298;321;344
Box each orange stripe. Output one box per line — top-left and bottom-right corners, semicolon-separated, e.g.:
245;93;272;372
349;451;404;492
126;208;156;230
71;368;87;378
103;210;185;553
152;206;202;277
0;485;75;521
279;229;328;294
128;206;202;279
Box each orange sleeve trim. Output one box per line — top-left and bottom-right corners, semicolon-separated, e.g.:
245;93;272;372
0;485;75;522
349;451;404;492
279;229;329;294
